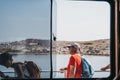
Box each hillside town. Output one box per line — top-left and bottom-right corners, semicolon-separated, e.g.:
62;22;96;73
0;39;110;56
0;39;50;54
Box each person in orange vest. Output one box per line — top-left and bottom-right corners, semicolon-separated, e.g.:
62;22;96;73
60;43;82;78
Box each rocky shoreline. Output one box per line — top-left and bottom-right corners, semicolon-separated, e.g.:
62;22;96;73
0;39;110;56
52;39;110;56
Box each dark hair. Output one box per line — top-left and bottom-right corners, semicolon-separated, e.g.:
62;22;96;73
24;61;41;78
0;52;13;65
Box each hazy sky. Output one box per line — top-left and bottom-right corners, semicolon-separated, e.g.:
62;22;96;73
0;0;111;42
56;0;110;41
0;0;50;42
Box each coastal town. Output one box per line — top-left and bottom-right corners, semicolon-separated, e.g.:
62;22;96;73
0;39;50;55
0;39;110;56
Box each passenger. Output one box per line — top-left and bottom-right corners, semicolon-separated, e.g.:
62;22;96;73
60;43;82;78
100;64;110;71
0;52;41;79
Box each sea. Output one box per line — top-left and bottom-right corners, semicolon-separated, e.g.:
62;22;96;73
0;53;110;79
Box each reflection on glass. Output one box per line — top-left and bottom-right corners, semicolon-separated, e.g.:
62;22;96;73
0;0;50;79
53;0;110;78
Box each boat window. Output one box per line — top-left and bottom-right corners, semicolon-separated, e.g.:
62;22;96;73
52;0;115;79
0;0;51;79
0;0;116;79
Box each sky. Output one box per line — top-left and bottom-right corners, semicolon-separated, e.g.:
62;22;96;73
55;0;110;41
0;0;50;42
0;0;111;42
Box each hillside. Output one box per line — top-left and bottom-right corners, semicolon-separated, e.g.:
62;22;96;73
0;39;110;56
0;39;50;54
52;39;110;56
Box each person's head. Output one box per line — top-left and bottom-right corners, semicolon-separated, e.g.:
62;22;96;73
0;52;13;68
67;43;81;54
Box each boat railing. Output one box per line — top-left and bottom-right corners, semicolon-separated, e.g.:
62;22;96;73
1;70;110;78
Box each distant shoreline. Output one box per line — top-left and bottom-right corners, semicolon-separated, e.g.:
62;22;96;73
0;38;110;56
9;53;110;57
55;53;110;56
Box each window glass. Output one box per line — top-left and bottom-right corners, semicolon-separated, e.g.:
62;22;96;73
0;0;50;78
53;0;111;78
